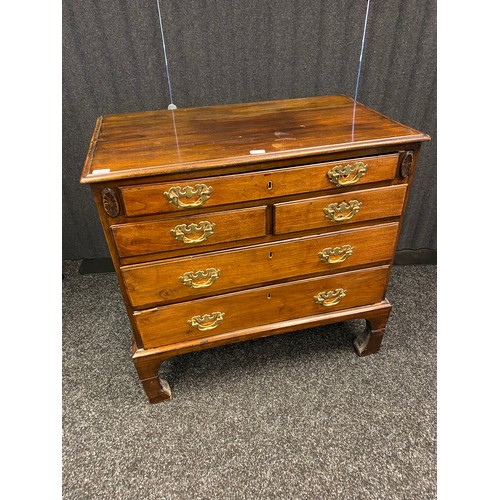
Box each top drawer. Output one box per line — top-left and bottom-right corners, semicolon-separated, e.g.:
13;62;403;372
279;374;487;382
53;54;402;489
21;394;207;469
119;154;400;217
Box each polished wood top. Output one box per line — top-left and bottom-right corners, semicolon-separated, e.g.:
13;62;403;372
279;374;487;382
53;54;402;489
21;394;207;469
81;94;430;183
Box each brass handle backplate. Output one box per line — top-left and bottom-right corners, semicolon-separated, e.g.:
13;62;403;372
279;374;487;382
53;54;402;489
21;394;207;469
323;200;362;222
318;245;354;264
314;288;347;307
187;312;225;331
179;268;221;288
327;162;368;187
170;221;216;244
164;184;213;209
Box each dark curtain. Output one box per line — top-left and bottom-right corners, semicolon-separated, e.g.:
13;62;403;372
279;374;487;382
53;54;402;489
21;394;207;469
63;0;436;259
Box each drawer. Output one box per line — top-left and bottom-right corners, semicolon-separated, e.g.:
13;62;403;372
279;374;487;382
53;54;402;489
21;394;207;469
112;206;267;258
273;185;407;235
119;154;399;217
134;265;390;349
122;222;399;308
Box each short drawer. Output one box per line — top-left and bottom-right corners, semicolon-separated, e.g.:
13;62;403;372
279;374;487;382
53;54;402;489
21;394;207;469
273;185;407;235
120;154;399;217
122;222;399;308
134;265;390;349
111;206;267;258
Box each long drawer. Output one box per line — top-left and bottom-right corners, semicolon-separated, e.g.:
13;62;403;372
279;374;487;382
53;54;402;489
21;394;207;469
122;222;399;308
134;265;390;349
273;185;407;235
119;154;399;217
111;205;267;258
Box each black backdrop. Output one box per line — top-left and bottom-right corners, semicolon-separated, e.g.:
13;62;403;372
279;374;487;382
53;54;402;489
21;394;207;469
63;0;436;260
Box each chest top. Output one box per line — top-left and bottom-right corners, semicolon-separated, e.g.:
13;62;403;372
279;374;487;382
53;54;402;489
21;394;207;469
80;95;430;184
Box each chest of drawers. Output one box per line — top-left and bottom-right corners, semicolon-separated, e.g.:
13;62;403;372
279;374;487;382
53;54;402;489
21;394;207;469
80;95;430;403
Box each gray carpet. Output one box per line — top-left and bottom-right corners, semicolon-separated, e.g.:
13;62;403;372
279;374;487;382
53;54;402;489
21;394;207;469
63;261;436;499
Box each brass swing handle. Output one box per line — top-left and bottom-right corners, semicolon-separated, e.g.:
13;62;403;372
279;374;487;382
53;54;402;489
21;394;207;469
314;288;347;307
164;184;213;209
318;245;354;264
187;312;225;331
323;200;362;222
170;221;216;244
179;268;221;289
327;162;368;187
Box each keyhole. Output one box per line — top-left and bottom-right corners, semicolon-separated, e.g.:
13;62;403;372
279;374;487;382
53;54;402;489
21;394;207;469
267;293;272;299
268;181;273;190
269;251;273;258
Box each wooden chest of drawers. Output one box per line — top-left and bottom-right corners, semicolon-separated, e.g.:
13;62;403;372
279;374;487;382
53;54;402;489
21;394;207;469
80;95;430;403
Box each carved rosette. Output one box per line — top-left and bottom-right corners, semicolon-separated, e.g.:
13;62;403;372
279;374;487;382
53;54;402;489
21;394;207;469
399;150;414;179
101;187;120;217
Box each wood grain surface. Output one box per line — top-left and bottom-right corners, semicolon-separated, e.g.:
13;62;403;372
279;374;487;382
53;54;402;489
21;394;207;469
119;153;399;217
122;223;399;308
81;95;430;183
79;94;430;403
112;205;267;258
134;265;390;349
273;184;407;234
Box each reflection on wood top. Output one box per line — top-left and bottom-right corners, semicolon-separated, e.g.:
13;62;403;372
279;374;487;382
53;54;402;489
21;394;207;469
81;94;430;183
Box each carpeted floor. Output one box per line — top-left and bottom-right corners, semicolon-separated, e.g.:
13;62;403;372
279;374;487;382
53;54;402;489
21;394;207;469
62;261;436;500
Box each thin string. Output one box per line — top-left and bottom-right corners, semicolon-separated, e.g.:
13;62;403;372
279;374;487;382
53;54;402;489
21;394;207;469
156;0;176;109
352;0;371;140
171;109;181;159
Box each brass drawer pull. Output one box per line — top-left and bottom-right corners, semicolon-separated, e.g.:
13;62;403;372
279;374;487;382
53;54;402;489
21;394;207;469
318;245;354;264
323;200;362;222
164;184;213;209
188;312;225;331
170;221;216;244
180;268;221;288
327;162;368;187
314;288;346;307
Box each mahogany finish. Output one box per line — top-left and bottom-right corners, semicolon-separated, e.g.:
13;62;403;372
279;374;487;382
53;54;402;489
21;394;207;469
122;223;398;308
111;205;267;258
135;266;390;349
133;301;393;404
80;94;430;403
119;153;399;217
81;95;428;183
273;185;407;234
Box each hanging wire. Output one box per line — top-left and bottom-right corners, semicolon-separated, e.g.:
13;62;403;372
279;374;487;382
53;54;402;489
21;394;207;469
156;0;176;109
352;0;371;139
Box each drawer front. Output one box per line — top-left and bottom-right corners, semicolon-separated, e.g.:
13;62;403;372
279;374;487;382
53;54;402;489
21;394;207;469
134;266;390;349
120;154;399;217
112;206;267;258
122;223;399;308
274;185;407;235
